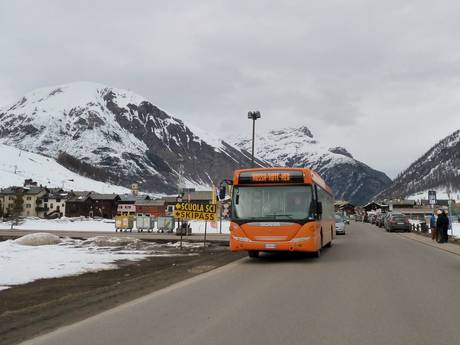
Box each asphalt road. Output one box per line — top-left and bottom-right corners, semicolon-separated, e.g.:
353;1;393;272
21;222;460;345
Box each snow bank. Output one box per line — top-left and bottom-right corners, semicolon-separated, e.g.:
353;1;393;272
452;223;460;239
0;239;150;290
83;236;140;247
0;218;231;234
0;217;114;232
14;233;61;246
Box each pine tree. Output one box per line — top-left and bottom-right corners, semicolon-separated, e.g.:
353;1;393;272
10;190;24;229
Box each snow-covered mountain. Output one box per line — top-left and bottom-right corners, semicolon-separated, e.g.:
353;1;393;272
0;143;131;194
230;127;392;205
0;82;263;194
377;129;460;200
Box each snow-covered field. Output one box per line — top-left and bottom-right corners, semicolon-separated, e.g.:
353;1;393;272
0;233;198;291
0;217;230;234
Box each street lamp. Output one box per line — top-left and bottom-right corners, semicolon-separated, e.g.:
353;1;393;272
247;111;261;167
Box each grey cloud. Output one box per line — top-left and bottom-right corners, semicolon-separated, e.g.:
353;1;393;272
1;0;460;177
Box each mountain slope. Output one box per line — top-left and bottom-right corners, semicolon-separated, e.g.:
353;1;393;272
230;127;392;205
377;129;460;200
0;143;131;194
0;82;263;194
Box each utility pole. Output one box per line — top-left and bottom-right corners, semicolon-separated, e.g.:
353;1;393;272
247;111;261;167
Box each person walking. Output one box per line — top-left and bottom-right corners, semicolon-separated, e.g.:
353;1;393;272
430;212;437;241
436;210;449;243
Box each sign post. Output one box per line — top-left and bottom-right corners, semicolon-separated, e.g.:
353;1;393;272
428;190;436;207
173;202;217;221
176;195;183;250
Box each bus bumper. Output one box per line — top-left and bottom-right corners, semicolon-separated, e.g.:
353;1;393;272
230;235;317;253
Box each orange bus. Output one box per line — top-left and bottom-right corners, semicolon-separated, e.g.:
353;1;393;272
224;167;335;258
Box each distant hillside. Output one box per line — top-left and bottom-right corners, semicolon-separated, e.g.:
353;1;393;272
0;82;264;194
229;126;392;205
377;129;460;200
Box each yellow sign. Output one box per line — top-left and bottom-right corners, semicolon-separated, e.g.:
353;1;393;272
173;202;217;221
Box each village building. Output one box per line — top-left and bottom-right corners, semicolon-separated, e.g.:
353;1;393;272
88;193;121;218
36;188;68;219
65;191;93;218
334;200;356;215
363;201;389;213
0;194;4;218
0;186;48;217
135;199;166;217
117;194;151;215
65;192;121;218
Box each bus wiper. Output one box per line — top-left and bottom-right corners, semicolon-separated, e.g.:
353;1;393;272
264;214;294;219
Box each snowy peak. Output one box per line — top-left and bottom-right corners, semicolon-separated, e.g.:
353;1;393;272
229;126;391;205
328;146;353;159
230;126;354;169
0;82;261;194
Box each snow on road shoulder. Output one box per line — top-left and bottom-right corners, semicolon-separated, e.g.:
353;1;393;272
453;223;460;239
0;234;196;291
0;218;231;234
0;217;114;232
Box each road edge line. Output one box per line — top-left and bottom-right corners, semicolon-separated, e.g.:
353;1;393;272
398;233;460;256
18;255;246;345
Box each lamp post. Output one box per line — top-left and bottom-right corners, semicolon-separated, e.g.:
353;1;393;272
247;111;261;167
176;194;183;249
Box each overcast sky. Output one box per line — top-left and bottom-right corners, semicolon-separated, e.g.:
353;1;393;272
1;0;459;178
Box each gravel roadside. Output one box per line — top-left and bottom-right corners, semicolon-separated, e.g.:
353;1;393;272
0;245;244;345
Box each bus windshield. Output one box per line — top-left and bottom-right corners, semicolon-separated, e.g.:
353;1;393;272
232;185;314;221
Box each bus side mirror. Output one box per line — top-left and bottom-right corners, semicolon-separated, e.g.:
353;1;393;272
317;201;323;215
219;186;226;200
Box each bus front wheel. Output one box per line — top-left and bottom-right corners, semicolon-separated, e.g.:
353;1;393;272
248;250;259;258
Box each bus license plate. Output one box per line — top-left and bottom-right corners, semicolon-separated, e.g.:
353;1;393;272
265;243;277;249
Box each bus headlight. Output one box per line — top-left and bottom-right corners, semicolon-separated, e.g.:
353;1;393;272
232;236;251;242
291;237;310;243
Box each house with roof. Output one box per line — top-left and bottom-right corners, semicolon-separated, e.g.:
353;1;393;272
65;192;121;218
117;194;151;215
0;186;48;217
36;188;69;219
90;193;121;218
334;200;356;215
64;191;93;218
363;201;389;213
135;199;166;217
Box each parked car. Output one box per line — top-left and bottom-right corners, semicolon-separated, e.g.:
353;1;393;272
385;213;411;232
335;214;346;235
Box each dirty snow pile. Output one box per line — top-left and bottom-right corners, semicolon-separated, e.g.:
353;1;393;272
0;218;231;234
0;233;194;291
0;217;114;232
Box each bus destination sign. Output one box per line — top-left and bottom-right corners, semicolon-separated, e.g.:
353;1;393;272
238;170;304;184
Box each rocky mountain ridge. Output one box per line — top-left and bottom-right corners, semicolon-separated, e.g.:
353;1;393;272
0;82;263;194
377;129;460;200
230;127;392;205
